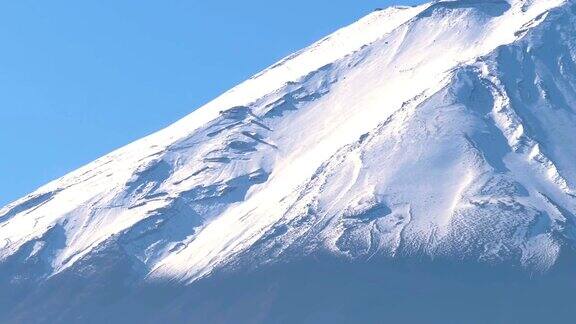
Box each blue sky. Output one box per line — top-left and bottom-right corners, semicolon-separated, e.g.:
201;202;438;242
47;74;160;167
0;0;424;206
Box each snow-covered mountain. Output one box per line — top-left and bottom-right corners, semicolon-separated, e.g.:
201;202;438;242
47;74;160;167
2;0;576;322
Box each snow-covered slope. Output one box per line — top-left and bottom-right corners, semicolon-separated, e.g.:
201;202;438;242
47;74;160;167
2;0;576;320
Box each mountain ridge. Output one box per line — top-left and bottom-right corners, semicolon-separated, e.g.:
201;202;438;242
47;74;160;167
2;0;576;321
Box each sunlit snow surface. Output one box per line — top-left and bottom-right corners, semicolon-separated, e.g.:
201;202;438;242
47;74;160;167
2;0;576;321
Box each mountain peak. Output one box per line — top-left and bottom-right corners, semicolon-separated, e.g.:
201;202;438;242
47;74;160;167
2;0;576;321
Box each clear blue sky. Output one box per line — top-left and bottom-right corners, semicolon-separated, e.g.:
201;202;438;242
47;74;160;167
0;0;424;206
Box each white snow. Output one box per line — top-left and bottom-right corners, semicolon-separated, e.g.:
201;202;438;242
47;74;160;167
1;0;575;284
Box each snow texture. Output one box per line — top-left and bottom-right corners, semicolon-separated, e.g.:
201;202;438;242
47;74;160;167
2;0;576;322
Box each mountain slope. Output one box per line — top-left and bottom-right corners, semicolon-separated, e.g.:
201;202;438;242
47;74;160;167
2;0;576;322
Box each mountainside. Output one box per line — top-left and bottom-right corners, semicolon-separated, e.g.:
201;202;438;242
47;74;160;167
2;0;576;322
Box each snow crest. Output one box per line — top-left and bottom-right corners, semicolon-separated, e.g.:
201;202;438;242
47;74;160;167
1;0;575;286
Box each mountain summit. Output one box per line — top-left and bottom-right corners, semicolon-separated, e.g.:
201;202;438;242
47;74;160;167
2;0;576;322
